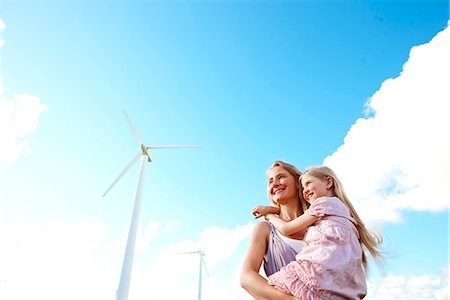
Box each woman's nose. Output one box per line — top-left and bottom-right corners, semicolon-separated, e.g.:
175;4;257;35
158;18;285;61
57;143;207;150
269;180;278;191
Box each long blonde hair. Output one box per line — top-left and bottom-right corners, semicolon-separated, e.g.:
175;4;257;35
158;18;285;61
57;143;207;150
300;166;383;270
266;160;309;214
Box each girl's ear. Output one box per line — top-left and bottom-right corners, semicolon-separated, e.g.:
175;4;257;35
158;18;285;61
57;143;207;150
326;176;334;189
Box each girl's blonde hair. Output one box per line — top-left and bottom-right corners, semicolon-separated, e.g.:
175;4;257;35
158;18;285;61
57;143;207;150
266;160;309;214
300;166;383;271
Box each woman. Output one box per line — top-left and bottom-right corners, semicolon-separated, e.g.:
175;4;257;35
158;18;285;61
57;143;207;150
240;161;308;300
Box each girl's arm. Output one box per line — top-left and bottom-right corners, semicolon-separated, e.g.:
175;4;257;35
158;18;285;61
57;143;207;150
240;222;298;300
252;205;280;219
266;213;318;236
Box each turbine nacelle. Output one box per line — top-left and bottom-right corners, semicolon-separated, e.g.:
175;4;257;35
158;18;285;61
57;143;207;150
141;144;152;162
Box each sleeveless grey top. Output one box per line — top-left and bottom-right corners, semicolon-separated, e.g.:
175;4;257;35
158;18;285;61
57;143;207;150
263;221;304;276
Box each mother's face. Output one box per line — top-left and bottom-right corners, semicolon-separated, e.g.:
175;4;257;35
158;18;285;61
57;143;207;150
267;166;299;205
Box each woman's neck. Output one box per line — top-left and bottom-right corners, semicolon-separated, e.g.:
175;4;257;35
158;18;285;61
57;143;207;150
279;199;301;221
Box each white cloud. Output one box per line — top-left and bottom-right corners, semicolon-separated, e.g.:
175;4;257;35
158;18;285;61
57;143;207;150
323;24;450;225
367;268;449;300
0;217;254;300
197;222;254;267
136;219;180;251
0;218;116;300
1;215;447;300
129;222;254;300
0;77;47;165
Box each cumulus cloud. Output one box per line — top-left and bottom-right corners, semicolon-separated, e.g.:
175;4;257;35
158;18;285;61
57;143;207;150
324;24;450;225
0;78;48;166
128;222;254;300
367;268;449;300
0;218;254;300
136;219;180;252
0;218;115;300
101;219;182;264
0;20;45;165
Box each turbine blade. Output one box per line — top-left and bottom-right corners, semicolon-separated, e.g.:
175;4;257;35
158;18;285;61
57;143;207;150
177;251;198;255
147;144;202;149
123;111;143;145
102;151;141;197
200;256;210;277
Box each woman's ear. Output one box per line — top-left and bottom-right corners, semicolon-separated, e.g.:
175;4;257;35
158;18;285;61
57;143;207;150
297;177;302;189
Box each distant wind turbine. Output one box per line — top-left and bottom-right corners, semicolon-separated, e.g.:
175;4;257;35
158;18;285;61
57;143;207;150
179;248;209;300
103;111;201;300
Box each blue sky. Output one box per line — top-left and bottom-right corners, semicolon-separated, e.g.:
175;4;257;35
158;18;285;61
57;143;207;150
0;1;448;299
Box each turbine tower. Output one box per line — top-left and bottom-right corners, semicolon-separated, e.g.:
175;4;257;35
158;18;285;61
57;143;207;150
103;111;200;300
179;248;209;300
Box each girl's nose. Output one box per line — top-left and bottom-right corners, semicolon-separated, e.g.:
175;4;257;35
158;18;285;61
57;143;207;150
302;188;309;197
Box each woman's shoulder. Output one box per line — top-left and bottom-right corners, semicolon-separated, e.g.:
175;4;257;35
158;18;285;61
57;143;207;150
246;221;270;244
252;221;271;237
253;220;270;232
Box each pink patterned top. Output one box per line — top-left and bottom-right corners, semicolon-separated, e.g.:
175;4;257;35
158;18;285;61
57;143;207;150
294;196;366;299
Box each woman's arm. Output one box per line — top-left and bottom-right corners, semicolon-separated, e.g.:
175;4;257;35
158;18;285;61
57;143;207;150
240;222;298;300
266;213;318;236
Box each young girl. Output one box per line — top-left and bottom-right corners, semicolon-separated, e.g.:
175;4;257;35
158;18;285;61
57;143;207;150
254;166;383;299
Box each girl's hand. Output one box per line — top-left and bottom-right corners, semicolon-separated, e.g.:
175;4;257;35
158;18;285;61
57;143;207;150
252;205;270;219
253;205;281;219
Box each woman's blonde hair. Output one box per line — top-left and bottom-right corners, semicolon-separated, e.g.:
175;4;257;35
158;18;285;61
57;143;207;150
266;160;309;214
300;166;383;271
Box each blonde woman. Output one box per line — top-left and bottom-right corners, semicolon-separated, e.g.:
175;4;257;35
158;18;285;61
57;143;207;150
240;161;308;300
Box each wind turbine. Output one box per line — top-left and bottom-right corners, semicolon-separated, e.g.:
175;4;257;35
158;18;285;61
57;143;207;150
103;111;200;300
178;248;209;300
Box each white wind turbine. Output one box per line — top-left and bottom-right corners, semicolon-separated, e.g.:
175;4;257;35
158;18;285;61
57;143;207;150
103;111;200;300
178;248;209;300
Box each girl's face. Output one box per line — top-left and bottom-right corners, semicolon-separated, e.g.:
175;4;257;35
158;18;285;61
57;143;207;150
267;166;298;205
301;173;333;203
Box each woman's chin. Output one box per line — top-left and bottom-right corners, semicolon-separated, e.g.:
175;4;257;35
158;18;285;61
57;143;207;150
275;198;289;205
